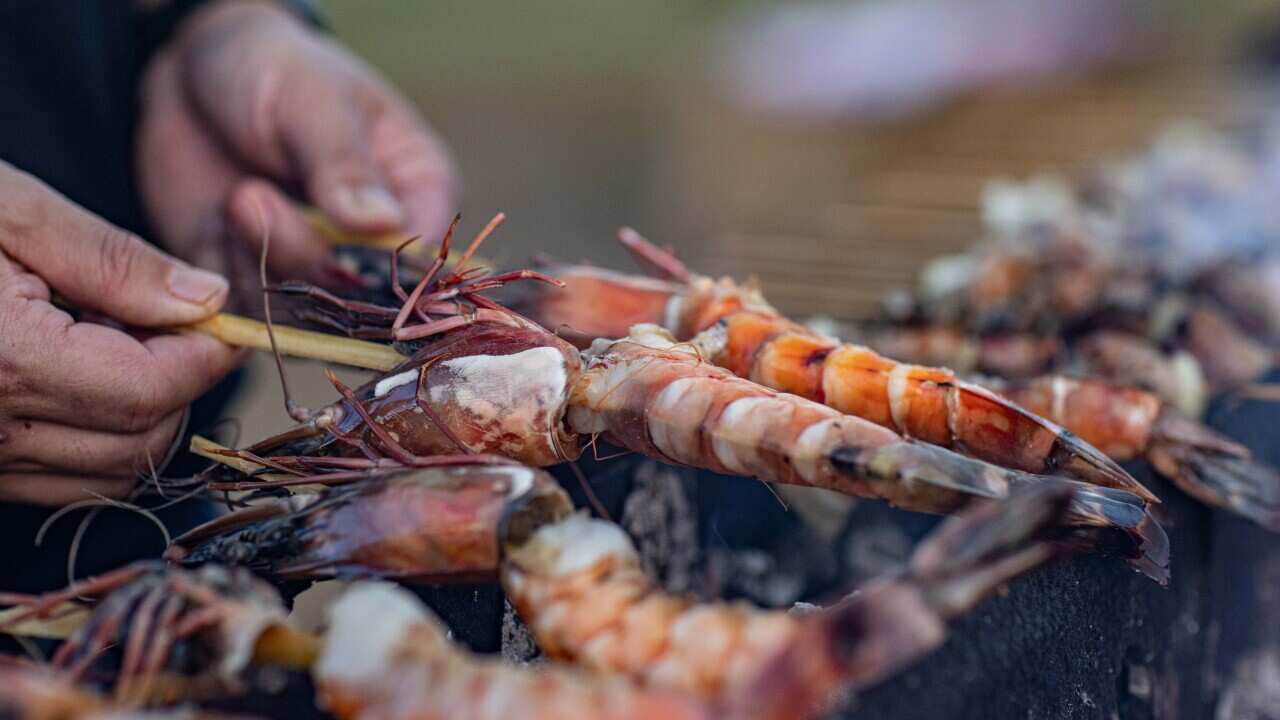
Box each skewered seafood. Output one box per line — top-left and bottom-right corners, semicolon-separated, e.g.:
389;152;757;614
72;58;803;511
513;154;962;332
503;228;1280;530
167;462;572;584
0;563;313;705
508;231;1150;501
212;277;1167;580
315;583;717;720
501;483;1078;716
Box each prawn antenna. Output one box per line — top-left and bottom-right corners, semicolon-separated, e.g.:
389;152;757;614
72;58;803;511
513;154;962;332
254;200;312;424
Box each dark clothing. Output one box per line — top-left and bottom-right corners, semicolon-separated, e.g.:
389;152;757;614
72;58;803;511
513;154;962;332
0;1;223;593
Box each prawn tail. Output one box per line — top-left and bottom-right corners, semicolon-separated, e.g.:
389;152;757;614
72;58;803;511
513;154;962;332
1040;421;1158;503
952;380;1157;503
1148;410;1280;531
1056;482;1170;585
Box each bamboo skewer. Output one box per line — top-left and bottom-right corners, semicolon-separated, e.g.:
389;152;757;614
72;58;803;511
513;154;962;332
187;313;406;372
0;604;90;640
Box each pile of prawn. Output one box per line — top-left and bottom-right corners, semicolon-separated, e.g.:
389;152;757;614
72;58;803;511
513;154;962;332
1;460;1079;720
498;146;1280;530
0;210;1178;718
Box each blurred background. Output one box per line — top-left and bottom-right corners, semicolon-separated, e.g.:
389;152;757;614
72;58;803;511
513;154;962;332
231;0;1280;432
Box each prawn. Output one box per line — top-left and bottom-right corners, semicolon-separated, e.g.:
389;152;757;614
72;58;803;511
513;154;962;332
501;482;1079;716
570;326;1166;581
167;462;573;585
999;375;1280;530
315;583;717;720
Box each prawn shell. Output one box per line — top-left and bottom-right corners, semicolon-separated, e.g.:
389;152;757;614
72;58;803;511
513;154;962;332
176;465;573;583
512;264;680;348
1005;377;1159;460
336;322;582;466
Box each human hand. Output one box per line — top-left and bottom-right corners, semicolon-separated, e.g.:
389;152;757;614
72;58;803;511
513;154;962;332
137;0;457;301
0;162;238;504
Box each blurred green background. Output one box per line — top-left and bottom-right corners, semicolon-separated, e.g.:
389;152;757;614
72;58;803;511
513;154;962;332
318;1;733;272
313;0;1277;314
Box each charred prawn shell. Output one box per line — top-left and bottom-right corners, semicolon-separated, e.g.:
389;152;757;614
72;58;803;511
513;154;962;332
169;464;573;585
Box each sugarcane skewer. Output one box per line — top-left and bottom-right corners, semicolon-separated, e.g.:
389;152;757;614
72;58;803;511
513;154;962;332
187;313;405;371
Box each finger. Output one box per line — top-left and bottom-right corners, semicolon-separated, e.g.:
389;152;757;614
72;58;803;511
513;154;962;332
0;473;136;505
0;164;229;327
226;178;355;287
278;79;404;231
11;310;237;433
136;47;243;275
0;410;185;478
370;100;459;238
0;253;50;303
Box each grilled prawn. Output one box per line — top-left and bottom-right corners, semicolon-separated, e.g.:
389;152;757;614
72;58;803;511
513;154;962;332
1000;375;1280;530
502;483;1078;716
168;462;573;585
315;583;717;720
509;231;1150;502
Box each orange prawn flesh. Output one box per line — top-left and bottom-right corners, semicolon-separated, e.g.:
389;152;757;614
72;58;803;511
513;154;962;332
501;483;1081;717
315;583;715;720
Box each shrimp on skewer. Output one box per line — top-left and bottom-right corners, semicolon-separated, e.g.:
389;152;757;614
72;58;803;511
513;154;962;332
999;375;1280;530
315;583;717;720
510;231;1151;503
214;218;1166;580
0;563;315;706
167;463;573;585
502;483;1078;716
194;320;584;474
572;326;1166;581
201;319;1165;580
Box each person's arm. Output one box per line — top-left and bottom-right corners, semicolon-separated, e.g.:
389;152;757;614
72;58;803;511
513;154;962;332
136;0;458;301
0;161;238;504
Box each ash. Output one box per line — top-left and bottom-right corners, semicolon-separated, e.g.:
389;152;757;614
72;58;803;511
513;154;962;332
621;461;701;594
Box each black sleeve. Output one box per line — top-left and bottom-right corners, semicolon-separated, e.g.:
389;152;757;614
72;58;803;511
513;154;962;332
135;0;326;67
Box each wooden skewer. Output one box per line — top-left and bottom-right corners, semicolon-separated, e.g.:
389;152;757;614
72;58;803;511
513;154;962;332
252;625;322;669
189;434;269;476
0;604;90;640
187;313;406;372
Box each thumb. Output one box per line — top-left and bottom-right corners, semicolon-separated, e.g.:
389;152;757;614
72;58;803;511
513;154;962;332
1;167;228;327
278;82;404;233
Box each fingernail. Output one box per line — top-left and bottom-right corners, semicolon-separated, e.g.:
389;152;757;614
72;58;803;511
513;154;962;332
167;265;229;306
334;185;403;226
